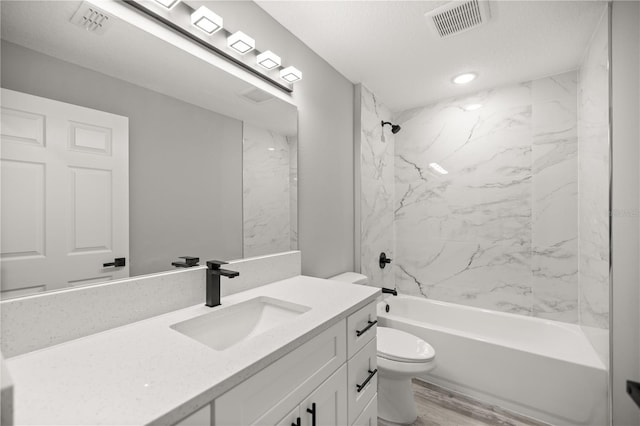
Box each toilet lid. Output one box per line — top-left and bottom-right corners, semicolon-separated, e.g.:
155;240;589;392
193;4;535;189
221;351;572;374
377;327;435;363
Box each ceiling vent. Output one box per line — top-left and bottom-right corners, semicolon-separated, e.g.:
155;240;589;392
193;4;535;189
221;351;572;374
70;2;112;35
425;0;491;39
238;87;275;104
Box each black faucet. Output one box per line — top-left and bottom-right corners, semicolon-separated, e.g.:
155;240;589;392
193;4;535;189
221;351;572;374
206;260;240;307
381;287;398;296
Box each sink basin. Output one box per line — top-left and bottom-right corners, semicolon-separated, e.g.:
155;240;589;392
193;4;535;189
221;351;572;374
171;297;311;351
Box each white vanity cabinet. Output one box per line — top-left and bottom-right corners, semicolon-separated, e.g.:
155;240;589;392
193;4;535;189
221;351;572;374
174;301;378;426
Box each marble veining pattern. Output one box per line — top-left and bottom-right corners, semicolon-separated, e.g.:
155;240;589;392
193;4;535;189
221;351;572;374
243;123;296;257
578;7;610;330
531;71;579;322
359;85;395;289
392;75;581;321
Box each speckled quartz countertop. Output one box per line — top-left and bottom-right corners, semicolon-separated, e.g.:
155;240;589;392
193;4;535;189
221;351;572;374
6;276;379;426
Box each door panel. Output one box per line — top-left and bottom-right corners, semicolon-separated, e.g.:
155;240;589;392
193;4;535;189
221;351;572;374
0;88;129;296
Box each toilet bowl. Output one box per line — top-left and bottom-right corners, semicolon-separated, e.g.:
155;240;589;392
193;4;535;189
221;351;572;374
329;272;437;425
377;326;436;424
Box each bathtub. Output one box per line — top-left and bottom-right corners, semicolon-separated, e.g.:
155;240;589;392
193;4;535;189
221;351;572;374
377;295;608;426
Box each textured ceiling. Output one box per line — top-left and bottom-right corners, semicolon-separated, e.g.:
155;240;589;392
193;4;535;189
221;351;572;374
256;0;607;112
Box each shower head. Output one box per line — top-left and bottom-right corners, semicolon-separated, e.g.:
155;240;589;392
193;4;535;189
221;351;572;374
381;120;401;134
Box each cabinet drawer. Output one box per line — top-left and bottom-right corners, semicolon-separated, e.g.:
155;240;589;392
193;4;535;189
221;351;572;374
347;337;377;425
347;302;377;358
214;320;346;425
352;394;377;426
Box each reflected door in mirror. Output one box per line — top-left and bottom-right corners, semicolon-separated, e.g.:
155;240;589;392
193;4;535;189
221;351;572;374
0;89;129;298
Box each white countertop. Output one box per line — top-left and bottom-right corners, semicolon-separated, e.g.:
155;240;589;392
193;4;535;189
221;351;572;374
6;276;379;426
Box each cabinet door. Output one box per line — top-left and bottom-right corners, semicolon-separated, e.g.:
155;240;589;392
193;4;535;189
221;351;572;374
301;365;347;426
217;321;346;425
275;406;301;426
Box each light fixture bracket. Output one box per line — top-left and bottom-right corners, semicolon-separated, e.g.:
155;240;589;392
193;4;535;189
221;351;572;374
123;0;294;93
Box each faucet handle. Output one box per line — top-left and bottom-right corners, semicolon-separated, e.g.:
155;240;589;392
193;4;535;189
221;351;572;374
206;260;228;270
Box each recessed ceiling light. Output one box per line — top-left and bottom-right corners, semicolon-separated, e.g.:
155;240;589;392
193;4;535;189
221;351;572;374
463;103;482;111
280;66;302;83
453;72;477;85
268;147;276;151
429;162;449;175
153;0;181;10
227;31;255;55
256;51;281;70
191;6;223;35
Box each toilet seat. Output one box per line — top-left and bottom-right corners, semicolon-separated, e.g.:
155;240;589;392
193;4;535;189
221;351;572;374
377;327;435;363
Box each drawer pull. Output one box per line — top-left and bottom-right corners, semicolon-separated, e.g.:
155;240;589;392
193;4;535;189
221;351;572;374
356;369;378;393
356;320;377;337
306;402;316;426
291;416;301;426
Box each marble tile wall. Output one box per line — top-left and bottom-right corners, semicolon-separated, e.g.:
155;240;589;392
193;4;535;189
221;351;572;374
391;73;580;322
578;8;610;332
359;85;396;289
289;136;299;249
532;72;579;322
243;123;296;257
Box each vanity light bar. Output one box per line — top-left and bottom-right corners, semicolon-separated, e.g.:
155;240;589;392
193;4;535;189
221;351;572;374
228;31;255;55
191;6;223;35
125;0;303;91
153;0;181;10
256;50;281;70
280;66;302;83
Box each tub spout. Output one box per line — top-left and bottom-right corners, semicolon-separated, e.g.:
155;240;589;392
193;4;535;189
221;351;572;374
382;287;398;296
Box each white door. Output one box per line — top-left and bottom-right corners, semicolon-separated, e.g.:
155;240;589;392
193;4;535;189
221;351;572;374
301;365;348;426
1;88;129;298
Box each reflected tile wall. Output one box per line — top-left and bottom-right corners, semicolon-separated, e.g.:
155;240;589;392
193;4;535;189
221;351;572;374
532;72;579;322
359;85;395;289
243;123;293;257
289;136;298;249
578;9;610;331
392;74;580;322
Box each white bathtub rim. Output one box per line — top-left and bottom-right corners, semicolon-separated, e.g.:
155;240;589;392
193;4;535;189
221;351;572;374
377;295;606;371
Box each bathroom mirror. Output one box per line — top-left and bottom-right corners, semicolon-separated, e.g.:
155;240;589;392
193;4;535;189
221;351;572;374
0;0;298;299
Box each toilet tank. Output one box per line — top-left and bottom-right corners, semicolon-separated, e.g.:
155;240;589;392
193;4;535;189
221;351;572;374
329;272;368;285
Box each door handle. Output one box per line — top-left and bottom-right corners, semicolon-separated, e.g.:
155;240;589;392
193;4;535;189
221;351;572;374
103;257;126;268
291;417;301;426
306;402;316;426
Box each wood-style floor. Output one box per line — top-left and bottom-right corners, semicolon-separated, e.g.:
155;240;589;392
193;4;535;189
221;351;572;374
378;379;551;426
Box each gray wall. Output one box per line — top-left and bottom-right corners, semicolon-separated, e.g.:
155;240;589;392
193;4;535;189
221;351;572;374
1;41;243;276
611;1;640;424
205;1;355;278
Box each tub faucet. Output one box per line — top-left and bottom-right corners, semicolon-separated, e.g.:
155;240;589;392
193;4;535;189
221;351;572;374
206;260;240;307
382;287;398;296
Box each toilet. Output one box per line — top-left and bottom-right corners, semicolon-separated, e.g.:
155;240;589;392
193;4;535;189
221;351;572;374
329;273;436;425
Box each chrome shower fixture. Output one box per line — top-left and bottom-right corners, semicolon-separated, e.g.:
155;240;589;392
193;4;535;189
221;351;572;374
381;120;401;134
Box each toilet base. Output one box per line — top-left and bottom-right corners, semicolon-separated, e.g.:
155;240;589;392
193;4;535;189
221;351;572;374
378;374;418;424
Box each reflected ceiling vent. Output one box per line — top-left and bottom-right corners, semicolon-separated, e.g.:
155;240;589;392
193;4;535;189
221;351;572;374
238;87;275;104
425;0;491;38
70;2;112;35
